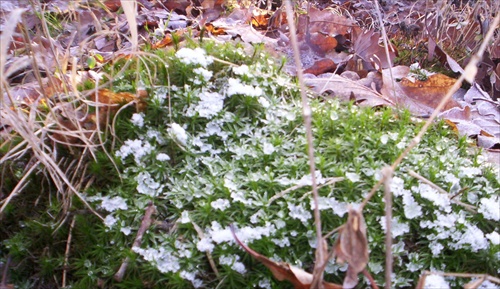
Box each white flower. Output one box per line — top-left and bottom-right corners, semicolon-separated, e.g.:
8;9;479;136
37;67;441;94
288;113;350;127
262;142;275;155
197;237;214;252
258;97;270;108
101;196;128;212
486;231;500;245
104;215;117;228
429;242;444;256
478;197;500;221
380;134;389;144
116;139;152;164
211;199;230;211
131;113;144;127
233;64;250;76
169;123;188;146
297;170;326;186
136;171;162;196
156;153;170;161
120;226;132;235
379;216;410;237
227;78;262;97
175;47;213;67
414;183;451;212
219;255;246;274
345;172;360;182
191;91;225;118
423;274;449;289
288;203;312;224
133;247;180;273
459;167;481;178
402;193;422;219
193;67;213;81
180;211;190;223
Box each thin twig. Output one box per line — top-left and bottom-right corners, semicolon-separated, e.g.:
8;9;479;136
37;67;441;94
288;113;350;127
268;177;344;205
62;216;76;288
114;202;156;282
420;270;500;284
381;166;393;289
408;170;477;213
284;1;325;287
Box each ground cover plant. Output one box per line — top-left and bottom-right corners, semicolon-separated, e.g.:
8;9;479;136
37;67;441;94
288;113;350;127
1;1;499;288
3;39;499;288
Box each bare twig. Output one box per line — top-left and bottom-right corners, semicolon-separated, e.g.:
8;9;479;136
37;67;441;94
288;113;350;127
359;14;500;211
381;166;393;289
268;177;344;205
114;202;156;282
408;170;477;213
284;1;325;286
419;270;500;285
62;216;76;288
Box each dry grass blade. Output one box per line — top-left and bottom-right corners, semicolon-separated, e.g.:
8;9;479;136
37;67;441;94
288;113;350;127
120;0;138;51
283;0;325;286
381;166;393;289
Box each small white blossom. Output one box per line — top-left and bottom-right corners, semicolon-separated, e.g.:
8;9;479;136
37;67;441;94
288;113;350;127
486;231;500;245
120;226;132;235
380;216;409;237
193;67;213;81
380;134;389;144
211;199;230;211
169;123;188;146
191;91;225;118
101;196;128;212
156;153;170;161
233;64;251;76
478;197;500;221
197;237;214;252
131;113;144;127
175;47;213;67
262;142;275;155
227;78;262;97
459;167;481;178
180;211;190;223
116;139;152;164
104;215;117;228
258;96;270;108
346;172;360;182
288;203;312;224
423;274;449;289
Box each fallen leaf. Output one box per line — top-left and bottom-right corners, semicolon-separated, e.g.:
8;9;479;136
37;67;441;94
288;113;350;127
380;66;460;115
304;59;337;75
230;225;342;289
333;208;369;289
305;73;393;107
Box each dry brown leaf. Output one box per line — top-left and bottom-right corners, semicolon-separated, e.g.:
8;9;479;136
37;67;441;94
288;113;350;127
380;66;460;115
230;225;342;289
304;59;337;75
333;208;369;289
305;73;393;107
352;27;397;70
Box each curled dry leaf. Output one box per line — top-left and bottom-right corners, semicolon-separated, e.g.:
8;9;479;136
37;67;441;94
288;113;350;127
380;66;460;115
230;225;341;289
305;73;393;107
333;208;369;289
